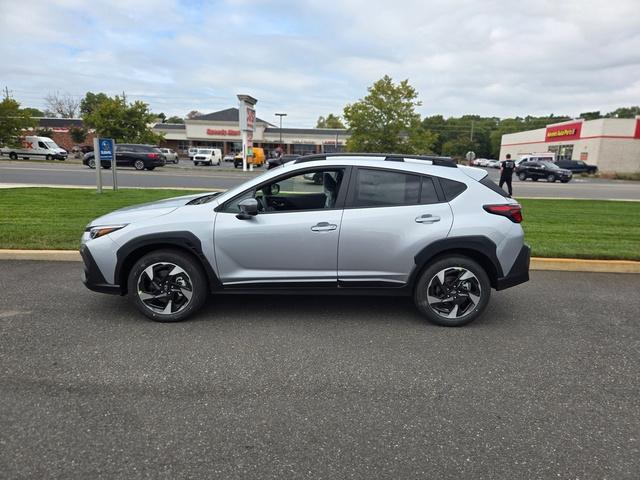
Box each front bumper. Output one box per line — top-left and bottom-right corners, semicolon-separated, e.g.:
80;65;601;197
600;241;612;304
80;244;122;295
495;244;530;290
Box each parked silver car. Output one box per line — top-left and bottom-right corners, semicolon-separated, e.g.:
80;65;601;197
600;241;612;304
159;148;179;164
80;154;530;326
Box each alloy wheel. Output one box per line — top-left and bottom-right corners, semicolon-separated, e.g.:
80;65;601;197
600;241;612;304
426;267;482;319
137;262;194;315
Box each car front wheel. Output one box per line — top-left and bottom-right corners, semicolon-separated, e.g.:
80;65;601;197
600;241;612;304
134;160;145;170
414;255;491;327
128;249;208;322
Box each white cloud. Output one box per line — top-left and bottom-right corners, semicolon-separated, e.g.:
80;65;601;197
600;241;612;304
0;0;638;126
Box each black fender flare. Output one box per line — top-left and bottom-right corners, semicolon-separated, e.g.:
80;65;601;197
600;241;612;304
115;231;221;293
409;235;504;289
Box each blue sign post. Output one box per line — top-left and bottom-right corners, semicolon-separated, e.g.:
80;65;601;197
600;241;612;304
92;138;117;193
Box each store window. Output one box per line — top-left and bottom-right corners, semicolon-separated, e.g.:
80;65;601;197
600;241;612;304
548;144;574;161
292;144;316;155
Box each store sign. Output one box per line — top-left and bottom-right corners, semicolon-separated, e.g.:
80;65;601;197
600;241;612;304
240;106;255;131
634;119;640;139
545;122;582;142
206;129;241;136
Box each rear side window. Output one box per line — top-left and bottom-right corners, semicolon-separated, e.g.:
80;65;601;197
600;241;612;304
439;177;467;201
480;177;508;197
352;169;420;207
420;177;439;204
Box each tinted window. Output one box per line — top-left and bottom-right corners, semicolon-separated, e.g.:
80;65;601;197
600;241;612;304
38;141;47;148
353;169;420;207
480;177;508;197
439;178;467;201
420;177;439;204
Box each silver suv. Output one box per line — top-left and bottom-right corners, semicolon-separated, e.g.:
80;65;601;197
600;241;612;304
80;154;530;326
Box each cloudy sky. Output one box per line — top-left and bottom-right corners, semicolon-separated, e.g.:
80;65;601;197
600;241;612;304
1;0;638;126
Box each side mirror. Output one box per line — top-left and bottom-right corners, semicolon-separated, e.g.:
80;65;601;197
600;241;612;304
236;198;258;220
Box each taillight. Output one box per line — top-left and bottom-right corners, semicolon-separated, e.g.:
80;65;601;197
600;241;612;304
147;153;158;159
483;204;523;223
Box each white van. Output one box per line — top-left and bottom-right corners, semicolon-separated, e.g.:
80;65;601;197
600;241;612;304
516;153;555;166
1;136;68;160
192;148;222;166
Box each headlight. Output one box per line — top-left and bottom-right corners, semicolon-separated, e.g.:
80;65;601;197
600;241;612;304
87;225;127;239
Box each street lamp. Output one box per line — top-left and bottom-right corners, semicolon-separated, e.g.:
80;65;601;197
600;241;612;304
275;113;287;145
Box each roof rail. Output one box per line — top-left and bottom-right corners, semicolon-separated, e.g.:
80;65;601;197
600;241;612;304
294;152;457;167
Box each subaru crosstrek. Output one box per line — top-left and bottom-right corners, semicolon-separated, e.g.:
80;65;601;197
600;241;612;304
80;154;530;326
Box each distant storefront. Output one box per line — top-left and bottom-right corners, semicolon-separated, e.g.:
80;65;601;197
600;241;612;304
153;107;348;158
500;117;640;173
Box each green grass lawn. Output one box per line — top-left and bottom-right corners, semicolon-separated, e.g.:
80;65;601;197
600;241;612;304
0;188;638;260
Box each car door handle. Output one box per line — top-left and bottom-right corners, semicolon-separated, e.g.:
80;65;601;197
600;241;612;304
311;222;337;232
415;214;441;224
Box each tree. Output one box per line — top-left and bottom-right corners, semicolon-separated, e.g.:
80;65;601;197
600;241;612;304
165;116;184;124
84;94;163;144
605;106;640;118
21;107;44;117
154;112;166;123
186;110;203;119
580;111;601;120
316;113;345;129
80;92;109;117
0;97;38;146
70;126;88;144
35;127;55;138
343;75;429;153
44;91;80;118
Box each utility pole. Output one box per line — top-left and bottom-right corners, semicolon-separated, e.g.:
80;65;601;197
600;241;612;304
3;86;10;100
470;120;475;142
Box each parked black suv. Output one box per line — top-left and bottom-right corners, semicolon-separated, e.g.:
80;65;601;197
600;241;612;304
516;160;572;183
555;159;598;174
83;144;166;170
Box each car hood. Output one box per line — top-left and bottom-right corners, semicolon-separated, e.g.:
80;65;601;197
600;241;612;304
88;192;219;226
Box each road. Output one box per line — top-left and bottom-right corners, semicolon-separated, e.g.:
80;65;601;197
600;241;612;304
1;261;638;479
1;160;639;200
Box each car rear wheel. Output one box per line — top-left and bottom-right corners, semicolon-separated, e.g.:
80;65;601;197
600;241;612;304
518;172;526;181
9;152;18;160
547;174;556;182
88;158;96;168
46;154;52;160
128;249;208;322
414;255;491;327
134;160;145;170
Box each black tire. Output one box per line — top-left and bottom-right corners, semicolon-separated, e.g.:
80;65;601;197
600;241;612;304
313;173;323;185
134;160;145;170
532;177;538;181
234;163;239;168
9;152;17;160
127;249;208;322
518;172;526;181
88;158;96;169
561;179;569;183
547;174;556;182
46;154;52;161
414;255;491;327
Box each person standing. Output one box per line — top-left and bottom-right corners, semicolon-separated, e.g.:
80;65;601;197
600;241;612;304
499;154;515;197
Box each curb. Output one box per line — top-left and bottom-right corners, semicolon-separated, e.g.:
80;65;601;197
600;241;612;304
1;250;639;274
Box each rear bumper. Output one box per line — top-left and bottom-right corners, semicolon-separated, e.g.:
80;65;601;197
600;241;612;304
495;244;530;290
80;245;122;295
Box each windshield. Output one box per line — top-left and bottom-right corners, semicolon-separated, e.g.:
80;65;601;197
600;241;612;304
541;161;559;170
197;149;212;154
45;141;58;149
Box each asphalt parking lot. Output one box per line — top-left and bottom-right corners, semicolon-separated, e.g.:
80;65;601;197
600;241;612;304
1;261;638;479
